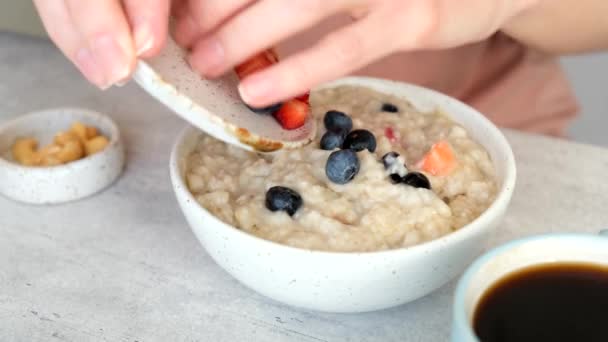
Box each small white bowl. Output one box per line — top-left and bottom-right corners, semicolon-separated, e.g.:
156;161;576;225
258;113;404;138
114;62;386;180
0;108;125;205
170;77;517;313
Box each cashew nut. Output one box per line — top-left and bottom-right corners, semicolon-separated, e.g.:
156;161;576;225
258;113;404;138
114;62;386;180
37;143;61;157
85;126;98;139
56;139;84;163
40;154;62;167
54;131;80;146
11;121;109;166
12;138;40;166
70;121;88;142
84;136;109;156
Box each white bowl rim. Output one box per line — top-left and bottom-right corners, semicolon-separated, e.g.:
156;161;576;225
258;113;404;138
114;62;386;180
170;76;517;257
0;107;121;172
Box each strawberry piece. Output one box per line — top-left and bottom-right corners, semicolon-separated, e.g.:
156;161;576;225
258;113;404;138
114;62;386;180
296;92;310;104
385;127;397;143
274;99;308;130
234;50;310;128
235;50;278;79
416;141;456;176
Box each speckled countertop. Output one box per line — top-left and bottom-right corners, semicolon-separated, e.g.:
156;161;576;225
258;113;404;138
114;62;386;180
2;32;608;342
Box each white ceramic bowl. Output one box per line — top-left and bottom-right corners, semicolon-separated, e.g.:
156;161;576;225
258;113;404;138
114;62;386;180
170;77;517;313
0;108;125;204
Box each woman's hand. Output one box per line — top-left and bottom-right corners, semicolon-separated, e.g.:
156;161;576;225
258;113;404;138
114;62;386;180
175;0;539;107
33;0;171;89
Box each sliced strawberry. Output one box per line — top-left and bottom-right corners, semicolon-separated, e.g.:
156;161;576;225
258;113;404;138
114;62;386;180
234;56;272;79
295;92;310;104
234;50;310;128
235;50;278;79
262;49;279;63
416;140;456;176
274;99;308;130
385;127;397;143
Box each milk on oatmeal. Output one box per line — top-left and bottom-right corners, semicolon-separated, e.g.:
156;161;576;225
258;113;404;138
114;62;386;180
186;86;497;252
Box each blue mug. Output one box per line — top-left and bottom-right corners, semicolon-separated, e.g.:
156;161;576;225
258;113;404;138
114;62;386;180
450;230;608;342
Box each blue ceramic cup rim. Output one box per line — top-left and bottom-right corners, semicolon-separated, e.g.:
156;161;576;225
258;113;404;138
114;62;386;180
452;231;608;341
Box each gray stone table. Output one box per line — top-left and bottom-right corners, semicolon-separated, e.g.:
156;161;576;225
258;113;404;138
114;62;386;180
1;32;607;342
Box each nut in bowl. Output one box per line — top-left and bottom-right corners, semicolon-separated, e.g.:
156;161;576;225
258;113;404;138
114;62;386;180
0;108;125;205
170;77;516;313
12;121;110;167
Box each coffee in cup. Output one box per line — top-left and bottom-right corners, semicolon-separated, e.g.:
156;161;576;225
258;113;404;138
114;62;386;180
451;232;608;342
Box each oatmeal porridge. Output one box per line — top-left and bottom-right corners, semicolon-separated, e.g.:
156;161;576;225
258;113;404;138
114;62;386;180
185;86;497;252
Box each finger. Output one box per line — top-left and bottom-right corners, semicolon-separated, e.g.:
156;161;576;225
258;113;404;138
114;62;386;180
64;0;136;88
171;0;192;45
173;0;254;48
172;11;202;48
170;0;188;16
188;0;350;77
238;17;394;107
123;0;170;57
33;0;104;86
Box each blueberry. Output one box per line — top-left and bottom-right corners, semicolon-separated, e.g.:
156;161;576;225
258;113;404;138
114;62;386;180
382;151;408;177
342;129;376;153
246;102;282;115
389;173;402;184
381;103;399;113
382;152;400;169
402;172;431;189
326;149;360;184
324;110;353;133
265;186;303;216
320;131;345;150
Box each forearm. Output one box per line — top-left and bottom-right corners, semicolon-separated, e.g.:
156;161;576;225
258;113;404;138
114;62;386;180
501;0;608;54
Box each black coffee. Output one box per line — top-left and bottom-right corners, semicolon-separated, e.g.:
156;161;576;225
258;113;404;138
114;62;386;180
473;262;608;342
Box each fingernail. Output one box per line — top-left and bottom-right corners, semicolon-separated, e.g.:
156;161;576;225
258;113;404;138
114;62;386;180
114;79;128;87
91;34;131;88
194;37;224;74
134;19;154;56
238;74;274;106
74;47;106;89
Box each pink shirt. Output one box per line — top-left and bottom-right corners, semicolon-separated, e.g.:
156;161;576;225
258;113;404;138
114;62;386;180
278;16;579;137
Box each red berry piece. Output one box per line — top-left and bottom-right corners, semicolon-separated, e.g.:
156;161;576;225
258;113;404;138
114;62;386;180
234;50;278;79
274;99;309;130
296;92;310;104
385;127;397;143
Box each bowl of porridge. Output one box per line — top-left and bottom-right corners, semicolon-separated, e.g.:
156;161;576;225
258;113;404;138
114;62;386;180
169;77;516;313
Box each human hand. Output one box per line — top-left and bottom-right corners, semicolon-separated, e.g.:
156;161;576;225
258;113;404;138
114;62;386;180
33;0;171;89
175;0;539;107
